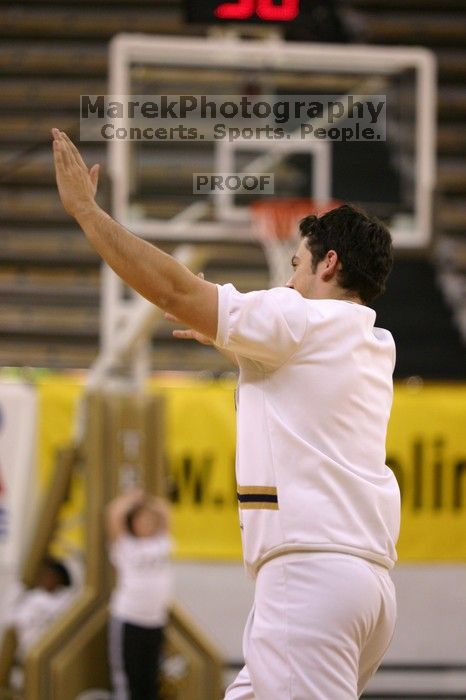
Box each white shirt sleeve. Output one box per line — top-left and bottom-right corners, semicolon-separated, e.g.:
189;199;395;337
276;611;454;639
215;284;307;367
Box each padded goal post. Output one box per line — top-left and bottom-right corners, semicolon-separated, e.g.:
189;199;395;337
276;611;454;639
0;392;222;699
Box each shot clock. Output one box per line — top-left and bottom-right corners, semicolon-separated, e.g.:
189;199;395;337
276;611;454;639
185;0;312;25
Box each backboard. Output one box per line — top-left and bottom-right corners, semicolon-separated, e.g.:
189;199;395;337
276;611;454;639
93;33;436;249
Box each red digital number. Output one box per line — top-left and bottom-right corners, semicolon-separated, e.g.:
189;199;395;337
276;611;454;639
214;0;255;20
256;0;300;21
215;0;299;21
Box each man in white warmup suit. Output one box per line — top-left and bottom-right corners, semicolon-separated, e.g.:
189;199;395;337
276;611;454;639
52;129;400;699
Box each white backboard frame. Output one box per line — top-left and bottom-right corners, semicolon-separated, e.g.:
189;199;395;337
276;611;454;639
107;33;437;249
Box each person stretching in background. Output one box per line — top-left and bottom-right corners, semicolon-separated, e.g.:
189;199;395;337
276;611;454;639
106;489;172;700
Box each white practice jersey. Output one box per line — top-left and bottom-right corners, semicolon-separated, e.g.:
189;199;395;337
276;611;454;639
216;284;401;579
109;533;172;627
6;587;75;660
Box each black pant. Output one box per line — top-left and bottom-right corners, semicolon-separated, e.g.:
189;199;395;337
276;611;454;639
109;617;164;700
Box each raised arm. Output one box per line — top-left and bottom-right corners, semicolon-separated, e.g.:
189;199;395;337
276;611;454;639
52;129;218;339
146;496;171;535
105;488;145;542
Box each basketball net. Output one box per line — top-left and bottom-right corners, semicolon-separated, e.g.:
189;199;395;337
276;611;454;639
250;199;339;288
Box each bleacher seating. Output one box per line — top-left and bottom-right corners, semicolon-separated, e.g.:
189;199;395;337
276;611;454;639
345;0;466;239
0;0;465;373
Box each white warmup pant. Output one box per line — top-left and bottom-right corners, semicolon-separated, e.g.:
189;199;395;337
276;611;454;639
225;552;396;700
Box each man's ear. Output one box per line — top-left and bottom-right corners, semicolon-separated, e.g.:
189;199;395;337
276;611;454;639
321;250;339;281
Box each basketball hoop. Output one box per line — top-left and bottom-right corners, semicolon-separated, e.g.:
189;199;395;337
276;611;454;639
250;198;340;288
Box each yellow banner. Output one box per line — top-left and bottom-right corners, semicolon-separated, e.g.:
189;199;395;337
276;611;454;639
35;375;466;562
387;383;466;561
150;377;241;560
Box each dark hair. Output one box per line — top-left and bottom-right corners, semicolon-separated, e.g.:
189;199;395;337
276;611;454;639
42;556;72;587
299;204;393;304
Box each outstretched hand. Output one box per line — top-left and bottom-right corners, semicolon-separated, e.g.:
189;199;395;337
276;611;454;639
52;128;100;219
166;313;214;346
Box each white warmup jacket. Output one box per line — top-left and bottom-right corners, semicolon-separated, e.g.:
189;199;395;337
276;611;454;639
215;284;401;579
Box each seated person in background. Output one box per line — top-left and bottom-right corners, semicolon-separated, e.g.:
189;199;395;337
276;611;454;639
5;556;74;662
106;489;172;700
